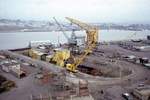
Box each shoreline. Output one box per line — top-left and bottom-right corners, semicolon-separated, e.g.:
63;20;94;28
0;29;147;33
5;39;148;51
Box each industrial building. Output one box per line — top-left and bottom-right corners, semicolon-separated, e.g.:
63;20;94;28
0;60;26;78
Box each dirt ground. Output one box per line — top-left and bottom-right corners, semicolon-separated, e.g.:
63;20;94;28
78;43;150;100
0;41;150;100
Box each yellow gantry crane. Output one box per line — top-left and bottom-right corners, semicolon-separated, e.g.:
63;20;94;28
65;17;99;72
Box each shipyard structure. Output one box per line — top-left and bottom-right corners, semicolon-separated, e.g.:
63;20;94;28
0;18;150;100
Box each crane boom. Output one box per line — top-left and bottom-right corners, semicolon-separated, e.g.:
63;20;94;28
66;17;98;45
53;17;69;40
65;17;99;72
66;17;96;31
53;17;77;45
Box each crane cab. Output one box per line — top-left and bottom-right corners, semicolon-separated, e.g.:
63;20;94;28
66;64;77;72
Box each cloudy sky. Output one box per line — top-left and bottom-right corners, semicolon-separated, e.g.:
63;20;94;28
0;0;150;23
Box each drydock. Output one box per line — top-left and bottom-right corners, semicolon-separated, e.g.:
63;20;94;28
0;18;150;100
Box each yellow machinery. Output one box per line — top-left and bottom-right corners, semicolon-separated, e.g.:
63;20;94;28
65;17;99;72
29;17;98;73
50;49;70;67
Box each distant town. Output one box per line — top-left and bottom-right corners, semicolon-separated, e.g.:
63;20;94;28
0;19;150;32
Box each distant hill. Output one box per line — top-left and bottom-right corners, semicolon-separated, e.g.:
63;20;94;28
0;19;150;32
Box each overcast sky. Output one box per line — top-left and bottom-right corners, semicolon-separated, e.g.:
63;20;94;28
0;0;150;23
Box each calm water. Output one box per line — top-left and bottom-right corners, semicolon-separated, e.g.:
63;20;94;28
0;30;149;50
